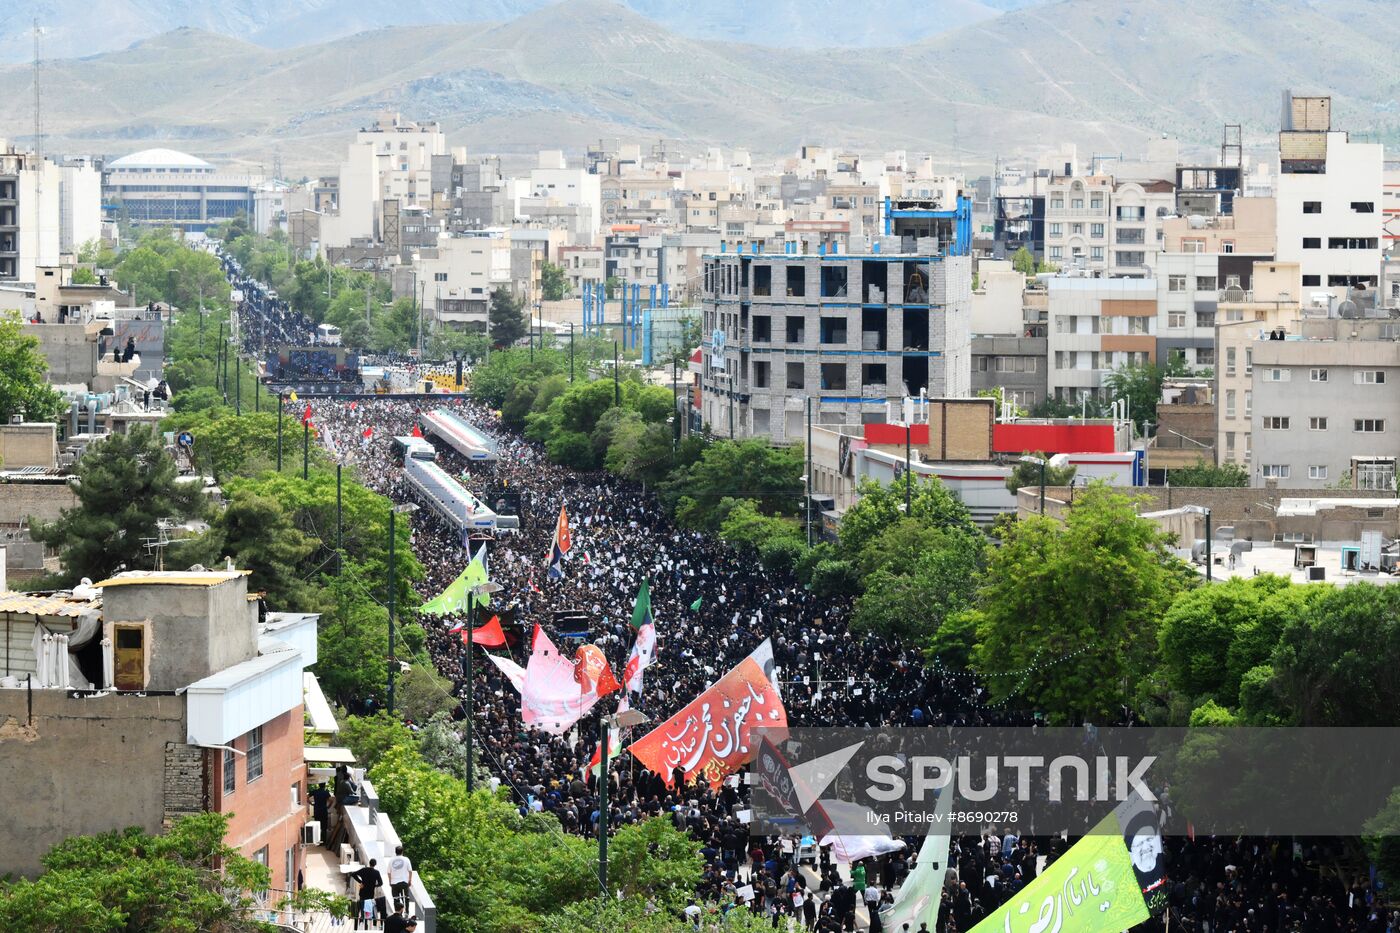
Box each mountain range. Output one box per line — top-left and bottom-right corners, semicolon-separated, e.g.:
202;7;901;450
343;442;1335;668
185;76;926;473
0;0;1396;175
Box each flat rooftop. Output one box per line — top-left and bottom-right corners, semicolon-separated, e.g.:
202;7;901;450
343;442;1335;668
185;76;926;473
1191;543;1399;586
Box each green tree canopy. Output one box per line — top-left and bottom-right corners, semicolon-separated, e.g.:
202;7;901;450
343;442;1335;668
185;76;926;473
541;261;570;301
0;812;317;933
662;439;803;531
488;287;527;346
957;484;1188;722
1166;459;1250;487
0;312;63;424
32;427;205;583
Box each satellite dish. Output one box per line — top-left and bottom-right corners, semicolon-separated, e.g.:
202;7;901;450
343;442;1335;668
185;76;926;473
1337;299;1359;319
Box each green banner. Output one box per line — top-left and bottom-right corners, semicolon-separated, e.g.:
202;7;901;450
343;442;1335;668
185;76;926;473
969;813;1148;933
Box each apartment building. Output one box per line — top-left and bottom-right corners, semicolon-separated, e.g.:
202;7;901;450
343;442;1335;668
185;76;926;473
700;246;971;442
525;150;601;240
1046;277;1157;402
1214;261;1302;468
1274;93;1383;291
1043;176;1112;273
1250;316;1400;489
1153;252;1281;371
418;232;513;330
1;145;101;282
1162;197;1276;254
321;114;446;249
0;570;317;887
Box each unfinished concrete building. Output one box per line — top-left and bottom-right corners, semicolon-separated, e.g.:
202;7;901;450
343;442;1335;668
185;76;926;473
700;248;972;441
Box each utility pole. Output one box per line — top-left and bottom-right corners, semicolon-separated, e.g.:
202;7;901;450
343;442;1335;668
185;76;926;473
387;507;397;715
569;322;575;383
806;395;813;546
597;710;610;901
276;393;284;470
336;463;343;576
905;424;912;515
672;355;680;452
613;340;620;407
302;420;309;480
463;594;475;792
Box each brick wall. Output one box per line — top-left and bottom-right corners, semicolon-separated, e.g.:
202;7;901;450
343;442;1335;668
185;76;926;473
0;483;78;525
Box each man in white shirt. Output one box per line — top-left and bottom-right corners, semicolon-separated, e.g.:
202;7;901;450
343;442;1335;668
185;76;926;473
387;845;414;913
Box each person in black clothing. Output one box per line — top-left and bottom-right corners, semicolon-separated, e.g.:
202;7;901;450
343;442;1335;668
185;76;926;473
310;782;332;848
352;859;383;930
383;905;417;933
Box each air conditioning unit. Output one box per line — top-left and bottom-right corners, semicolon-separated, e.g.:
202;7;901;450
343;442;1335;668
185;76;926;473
301;821;322;846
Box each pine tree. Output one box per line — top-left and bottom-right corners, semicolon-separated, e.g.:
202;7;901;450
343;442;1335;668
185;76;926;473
32;426;205;583
488;287;527;347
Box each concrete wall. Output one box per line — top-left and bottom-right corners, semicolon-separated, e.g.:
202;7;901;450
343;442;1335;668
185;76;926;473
0;481;77;524
0;690;190;877
1019;484;1398;527
102;577;257;691
0;423;57;468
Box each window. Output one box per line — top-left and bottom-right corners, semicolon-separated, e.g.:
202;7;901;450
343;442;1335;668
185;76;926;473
1196;312;1215;328
1306;465;1328;481
1196;276;1217;291
1197;347;1215;366
1302;201;1322;214
1225;390;1236;417
1354;419;1386;433
1356;370;1387;385
1127;316;1149;335
223;746;236;796
1049;223;1063;236
254;846;269;868
1168;275;1187;292
1090;223;1105;238
1167;311;1185;328
1302;237;1321;249
1302;274;1321;287
1261;464;1291;479
1090;196;1103;210
1310;368;1328;382
1091;246;1104;260
1055;315;1071;334
1222;241;1235;254
1071;223;1084;235
1309;417;1327;431
1072;198;1084;209
1051;197;1064;210
1244;390;1252;415
786;362;804;390
1226;432;1236;453
246;726;264;782
1262;368;1290;382
1225;347;1236;376
1116;228;1145;245
975;355;989;371
1049;246;1063;260
753;360;770;388
1263;416;1290;430
1351;201;1375;213
1115;251;1145;267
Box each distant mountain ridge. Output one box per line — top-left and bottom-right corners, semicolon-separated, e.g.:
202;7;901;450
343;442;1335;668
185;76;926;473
2;0;1051;63
0;0;1395;174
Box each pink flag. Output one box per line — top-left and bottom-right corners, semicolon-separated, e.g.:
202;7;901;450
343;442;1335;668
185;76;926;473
521;625;594;735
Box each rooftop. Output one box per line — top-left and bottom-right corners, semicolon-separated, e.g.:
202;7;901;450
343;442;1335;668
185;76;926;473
107;148;214;172
94;569;248;588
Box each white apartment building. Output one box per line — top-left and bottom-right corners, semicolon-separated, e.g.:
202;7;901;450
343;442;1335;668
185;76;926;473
1042;176;1173;278
1047;277;1158;402
321;114;446;249
2;145;101;282
1274;94;1383;291
528;150;601;240
417;231;512;331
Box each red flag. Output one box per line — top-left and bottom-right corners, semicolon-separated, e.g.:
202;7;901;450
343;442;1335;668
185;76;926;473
349;401;357;410
627;640;786;789
465;615;508;648
362;427;373;439
301;403;313;424
411;424;424;438
573;644;621;698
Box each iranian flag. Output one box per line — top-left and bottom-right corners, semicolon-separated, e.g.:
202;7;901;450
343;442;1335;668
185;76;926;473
622;580;657;696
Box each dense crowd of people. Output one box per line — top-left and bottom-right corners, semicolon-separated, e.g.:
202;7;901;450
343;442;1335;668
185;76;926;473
217;251;1395;933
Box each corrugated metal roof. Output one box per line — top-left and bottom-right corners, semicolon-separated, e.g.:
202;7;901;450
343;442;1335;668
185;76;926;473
95;570;249;588
0;592;99;617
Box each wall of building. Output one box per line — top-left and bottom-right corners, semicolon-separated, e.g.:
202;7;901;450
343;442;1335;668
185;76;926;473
0;691;190;877
1020;484;1398;527
0;481;77;524
213;705;307;893
102;577;256;692
1275;132;1384;288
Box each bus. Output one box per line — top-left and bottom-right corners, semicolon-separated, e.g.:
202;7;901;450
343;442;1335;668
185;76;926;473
391;436;437;463
315;324;342;346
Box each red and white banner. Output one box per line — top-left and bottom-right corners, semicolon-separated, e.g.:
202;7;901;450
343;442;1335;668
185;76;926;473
627;639;787;789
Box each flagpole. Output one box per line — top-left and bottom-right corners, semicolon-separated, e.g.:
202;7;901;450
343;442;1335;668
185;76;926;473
464;593;475;793
597;706;609;902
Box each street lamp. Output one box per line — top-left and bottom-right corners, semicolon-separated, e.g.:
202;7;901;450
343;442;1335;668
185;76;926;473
1020;454;1048;516
462;579;503;794
597;707;650;899
1182;505;1213;582
387;503;420;715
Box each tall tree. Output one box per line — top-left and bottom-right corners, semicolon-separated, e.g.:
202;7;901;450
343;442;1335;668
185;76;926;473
1004;451;1077;494
189;491;320;610
957;484;1188;722
32;426;204;583
488;287;527;346
0;312;63;424
540;261;570;301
